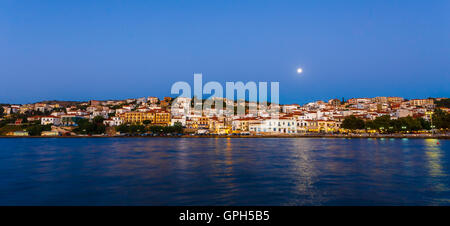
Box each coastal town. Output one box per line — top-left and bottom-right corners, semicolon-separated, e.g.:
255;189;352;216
0;96;449;137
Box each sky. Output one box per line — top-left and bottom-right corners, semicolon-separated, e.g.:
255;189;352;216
1;0;449;105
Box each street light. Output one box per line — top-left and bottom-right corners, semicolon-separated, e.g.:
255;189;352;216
430;125;436;135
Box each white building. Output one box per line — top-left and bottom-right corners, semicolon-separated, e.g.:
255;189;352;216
103;117;123;127
282;104;299;113
41;116;61;126
51;111;65;117
91;111;109;120
296;119;309;133
249;118;297;134
34;104;50;112
395;109;413;118
136;97;147;104
116;108;131;114
171;116;186;126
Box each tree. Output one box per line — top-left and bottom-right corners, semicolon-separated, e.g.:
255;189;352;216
435;98;450;108
149;125;163;134
129;124;145;134
418;117;431;130
407;116;422;131
116;124;130;133
372;115;391;130
25;124;51;136
143;120;152;125
362;116;431;133
433;108;450;129
76;104;87;111
0;106;4;117
73;118;106;135
93;116;105;124
0;120;7;128
173;122;183;133
341;116;365;130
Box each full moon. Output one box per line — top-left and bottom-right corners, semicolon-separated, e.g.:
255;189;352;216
297;68;303;74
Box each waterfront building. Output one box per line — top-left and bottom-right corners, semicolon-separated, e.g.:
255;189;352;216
41;131;60;136
154;110;171;126
120;110;171;125
171;116;186;126
186;115;210;130
120;111;154;124
232;117;259;132
296;119;309;133
316;120;341;133
7;131;29;136
249;117;297;134
208;116;231;134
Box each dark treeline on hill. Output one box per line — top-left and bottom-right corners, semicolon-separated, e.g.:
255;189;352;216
72;116;106;135
432;108;450;129
36;100;82;107
0;114;183;135
71;115;184;135
24;124;52;136
341;108;450;132
435;98;450;108
116;122;183;135
0;121;51;136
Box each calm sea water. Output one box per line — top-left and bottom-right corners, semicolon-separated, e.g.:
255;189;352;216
0;137;449;205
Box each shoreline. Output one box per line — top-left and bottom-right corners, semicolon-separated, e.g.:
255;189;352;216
0;134;449;139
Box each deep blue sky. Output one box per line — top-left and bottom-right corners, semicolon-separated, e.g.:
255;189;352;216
1;0;449;104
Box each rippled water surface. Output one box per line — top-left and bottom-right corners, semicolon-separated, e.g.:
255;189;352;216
0;138;449;205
